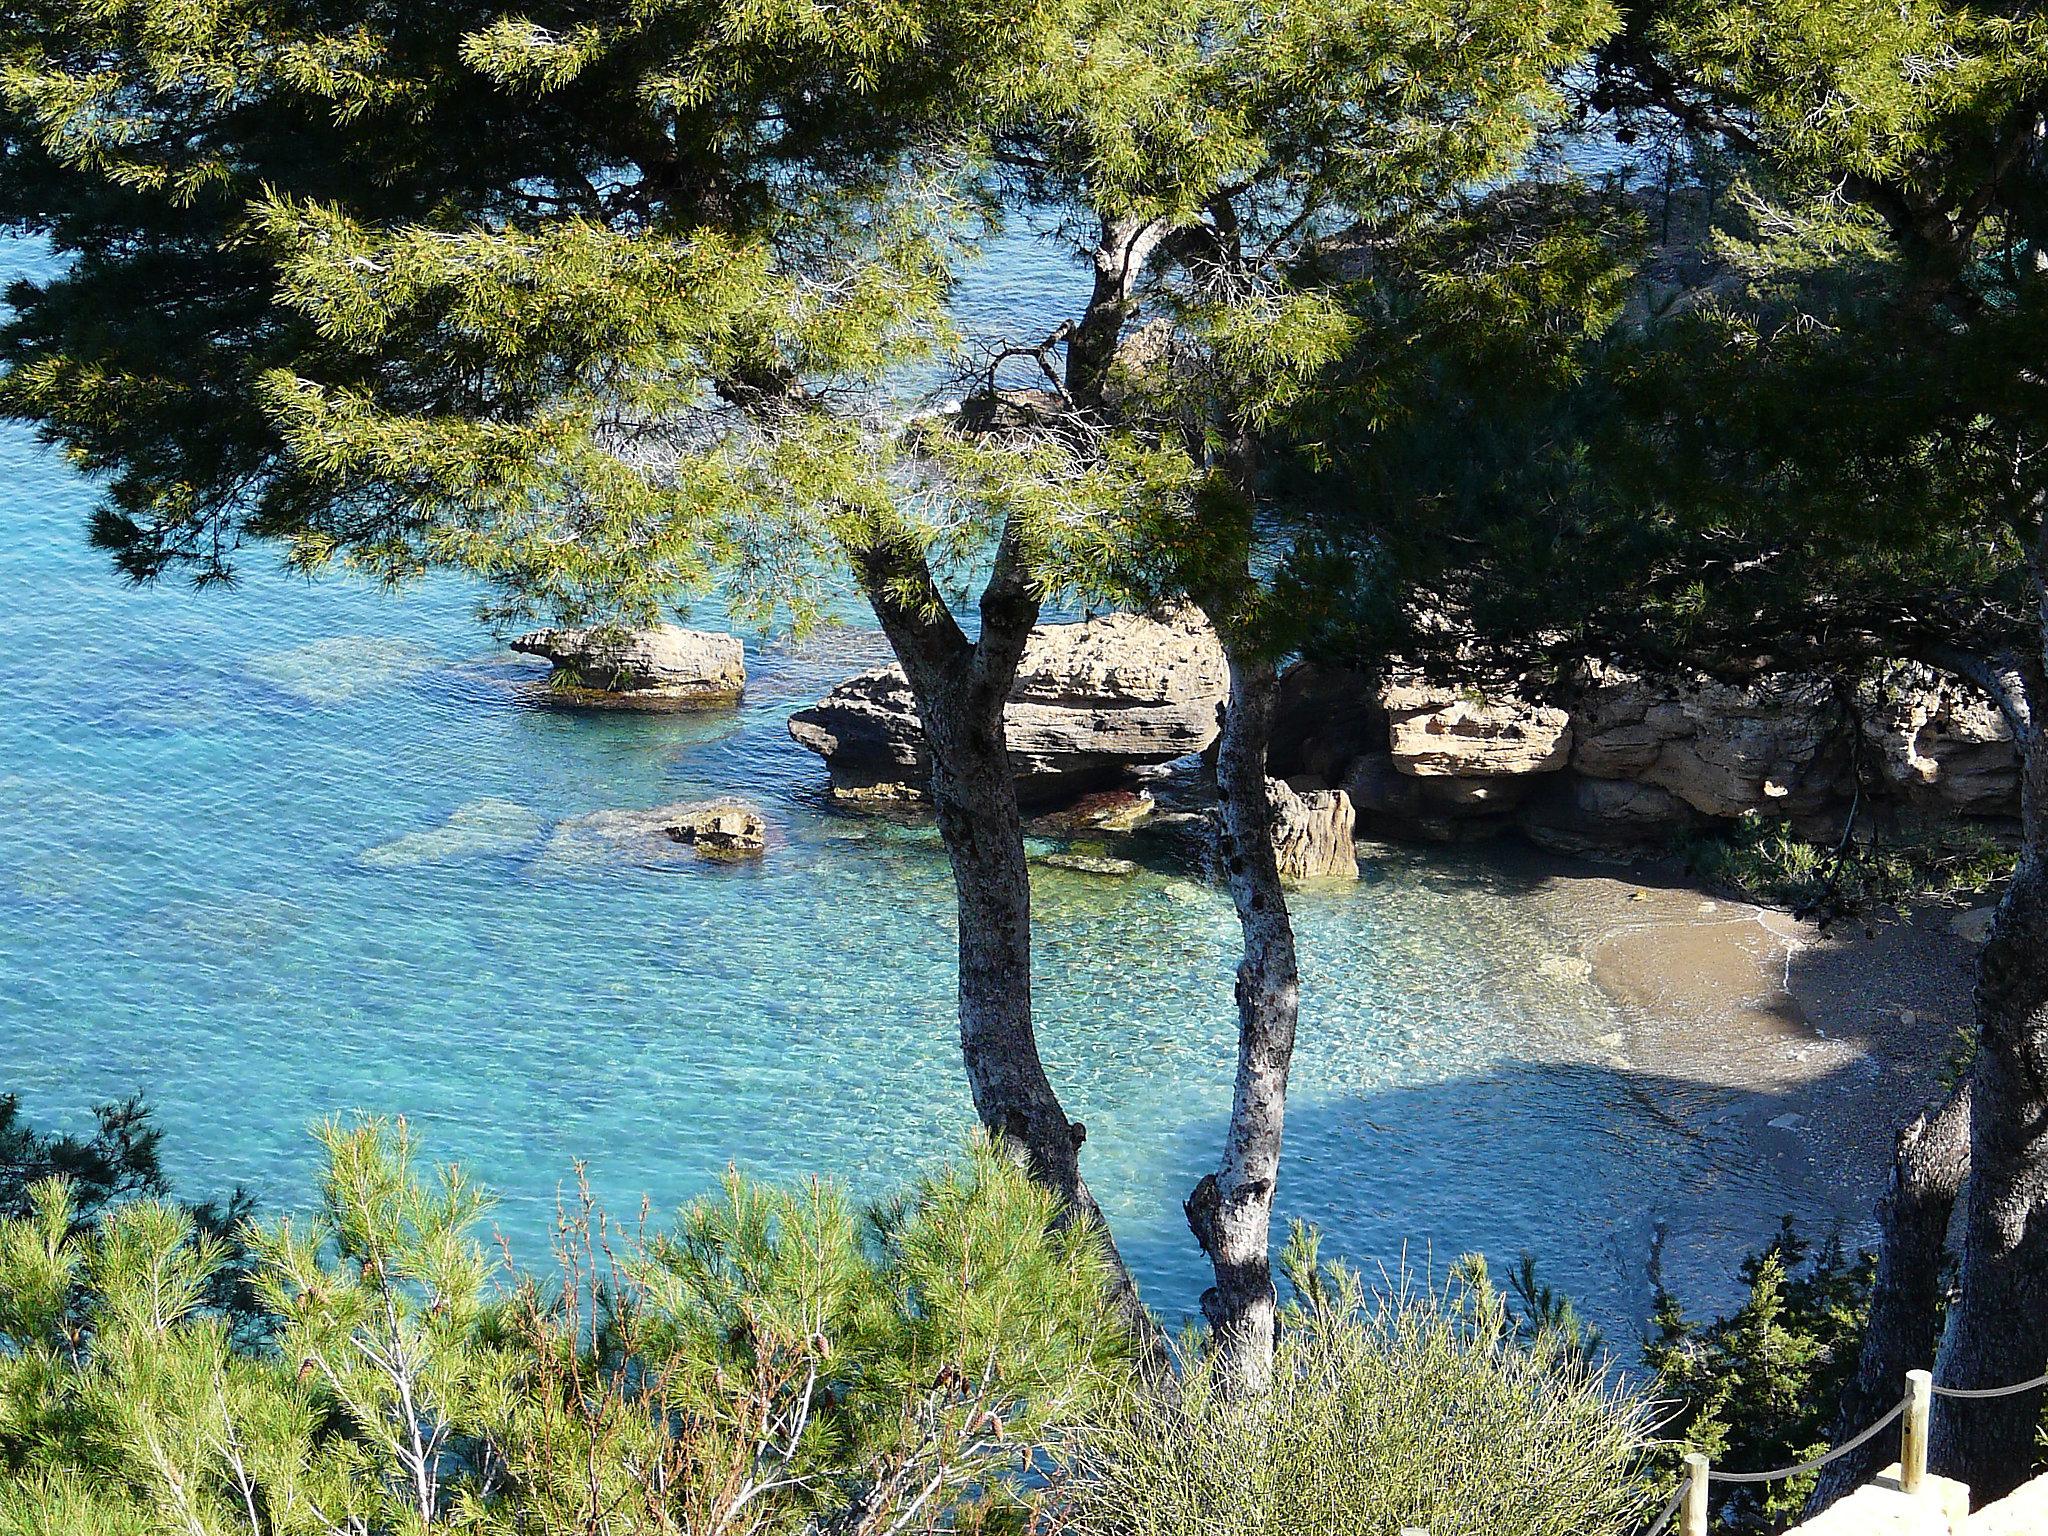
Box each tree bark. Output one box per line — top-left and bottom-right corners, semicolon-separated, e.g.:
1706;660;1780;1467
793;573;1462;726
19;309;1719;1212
1931;841;2048;1499
1806;1080;1969;1512
849;521;1156;1346
1184;648;1301;1394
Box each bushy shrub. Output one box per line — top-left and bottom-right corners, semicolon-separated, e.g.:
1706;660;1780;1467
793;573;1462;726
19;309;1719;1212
1642;1221;1873;1533
0;1118;1132;1536
1680;811;2010;921
1048;1227;1656;1536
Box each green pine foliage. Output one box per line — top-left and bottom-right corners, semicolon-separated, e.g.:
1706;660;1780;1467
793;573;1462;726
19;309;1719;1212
1048;1225;1657;1536
0;1119;1133;1536
1642;1221;1873;1534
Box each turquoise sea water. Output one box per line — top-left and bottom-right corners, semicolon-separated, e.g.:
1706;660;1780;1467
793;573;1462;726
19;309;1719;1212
1;229;1834;1340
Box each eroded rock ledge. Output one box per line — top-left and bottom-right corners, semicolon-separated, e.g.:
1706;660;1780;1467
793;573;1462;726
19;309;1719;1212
787;608;1229;798
1278;660;2020;853
513;625;745;709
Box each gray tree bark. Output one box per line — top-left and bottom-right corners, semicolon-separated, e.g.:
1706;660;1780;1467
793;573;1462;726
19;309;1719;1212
850;521;1155;1346
1806;1080;1969;1511
1927;636;2048;1500
1184;648;1301;1393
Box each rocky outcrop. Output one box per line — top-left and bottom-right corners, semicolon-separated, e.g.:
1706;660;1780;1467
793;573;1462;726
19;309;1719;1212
513;625;745;708
1027;788;1156;836
1289;660;2020;852
666;799;767;857
1860;664;2019;817
789;609;1229;797
1383;683;1572;778
1267;782;1359;882
1570;664;1839;821
543;799;768;865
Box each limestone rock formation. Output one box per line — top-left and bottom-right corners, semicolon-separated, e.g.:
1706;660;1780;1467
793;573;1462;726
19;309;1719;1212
665;799;767;857
1383;683;1572;778
789;609;1229;795
512;625;745;708
1267;781;1359;882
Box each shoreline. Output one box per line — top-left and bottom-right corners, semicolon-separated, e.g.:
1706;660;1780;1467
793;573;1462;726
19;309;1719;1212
1515;846;1985;1265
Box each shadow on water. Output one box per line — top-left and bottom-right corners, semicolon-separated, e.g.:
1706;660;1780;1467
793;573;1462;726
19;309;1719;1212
1130;1045;1928;1358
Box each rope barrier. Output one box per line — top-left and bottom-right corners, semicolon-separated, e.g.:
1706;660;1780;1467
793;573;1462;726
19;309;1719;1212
1640;1482;1688;1536
1930;1366;2048;1400
1639;1362;2045;1531
1706;1397;1906;1485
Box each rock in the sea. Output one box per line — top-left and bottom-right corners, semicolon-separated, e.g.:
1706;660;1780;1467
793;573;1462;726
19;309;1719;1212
512;625;744;708
665;799;767;857
1383;682;1572;778
1038;851;1141;877
543;799;766;865
789;609;1228;795
1256;781;1358;882
356;797;546;870
1028;788;1156;837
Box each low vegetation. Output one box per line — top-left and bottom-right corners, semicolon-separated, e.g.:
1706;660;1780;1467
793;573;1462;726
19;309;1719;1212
1679;813;2012;923
1051;1228;1657;1536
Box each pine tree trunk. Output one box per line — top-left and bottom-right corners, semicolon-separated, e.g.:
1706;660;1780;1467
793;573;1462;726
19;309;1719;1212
1931;830;2048;1500
1805;1080;1968;1512
1185;650;1300;1393
851;527;1154;1345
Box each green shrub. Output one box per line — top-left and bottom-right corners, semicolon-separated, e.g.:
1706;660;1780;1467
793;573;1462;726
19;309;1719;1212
1680;812;2011;921
1048;1226;1656;1536
0;1118;1132;1536
1641;1223;1873;1533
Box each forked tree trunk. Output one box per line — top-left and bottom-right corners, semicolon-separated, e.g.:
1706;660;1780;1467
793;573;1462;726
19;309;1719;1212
852;527;1154;1343
1806;1080;1969;1511
1185;649;1301;1393
1932;833;2048;1500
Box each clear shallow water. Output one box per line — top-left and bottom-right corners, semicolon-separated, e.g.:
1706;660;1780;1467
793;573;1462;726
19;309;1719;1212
1;230;1830;1343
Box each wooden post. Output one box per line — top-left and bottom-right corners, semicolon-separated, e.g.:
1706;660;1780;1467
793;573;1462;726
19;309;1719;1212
1680;1451;1710;1536
1902;1368;1932;1494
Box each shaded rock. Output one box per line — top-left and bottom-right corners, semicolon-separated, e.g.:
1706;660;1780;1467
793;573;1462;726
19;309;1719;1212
828;781;929;810
1518;774;1698;856
1028;789;1155;837
1267;781;1359;882
1860;664;2019;817
512;625;744;708
1271;661;1384;782
1341;752;1516;842
1384;682;1572;778
789;609;1229;796
356;797;545;870
665;799;766;858
1570;665;1838;821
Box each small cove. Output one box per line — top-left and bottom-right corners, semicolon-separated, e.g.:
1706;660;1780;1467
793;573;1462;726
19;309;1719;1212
0;229;1884;1345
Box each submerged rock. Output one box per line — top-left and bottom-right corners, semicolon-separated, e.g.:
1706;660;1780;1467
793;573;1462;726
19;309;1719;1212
249;636;434;705
1038;851;1141;877
1027;788;1156;837
666;799;767;858
356;797;545;870
512;625;744;708
788;609;1228;796
543;798;768;866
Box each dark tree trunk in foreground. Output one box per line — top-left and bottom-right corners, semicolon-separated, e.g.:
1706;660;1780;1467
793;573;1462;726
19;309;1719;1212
1806;1081;1969;1511
1185;649;1300;1393
1933;819;2048;1500
852;521;1153;1342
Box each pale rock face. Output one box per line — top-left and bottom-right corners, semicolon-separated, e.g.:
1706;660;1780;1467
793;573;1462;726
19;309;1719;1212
1267;781;1359;882
1382;683;1572;778
1859;664;2019;817
789;609;1229;794
665;799;767;857
1569;666;1837;819
512;625;745;707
